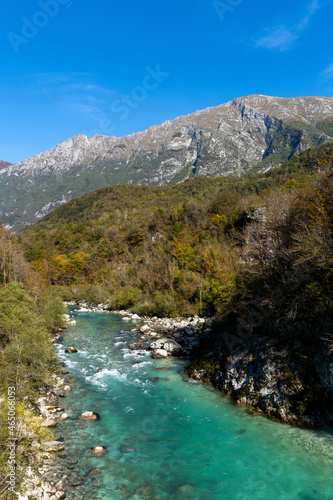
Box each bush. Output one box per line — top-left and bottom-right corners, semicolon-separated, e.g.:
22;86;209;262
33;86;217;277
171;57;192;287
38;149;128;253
0;282;58;397
151;293;178;317
42;286;67;332
109;287;143;310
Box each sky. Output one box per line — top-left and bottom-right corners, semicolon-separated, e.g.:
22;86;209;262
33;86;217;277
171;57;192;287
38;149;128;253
1;0;333;164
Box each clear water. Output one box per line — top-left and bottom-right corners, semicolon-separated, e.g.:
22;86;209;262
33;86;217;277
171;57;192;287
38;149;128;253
54;310;333;500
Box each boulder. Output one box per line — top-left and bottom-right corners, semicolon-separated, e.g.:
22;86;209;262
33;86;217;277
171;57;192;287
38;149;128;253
131;314;140;320
152;349;168;359
150;338;169;350
65;347;77;353
41;441;65;452
90;446;107;456
79;411;99;421
63;385;71;392
54;491;66;499
163;340;183;356
59;413;68;421
140;324;151;334
52;377;64;388
41;418;57;427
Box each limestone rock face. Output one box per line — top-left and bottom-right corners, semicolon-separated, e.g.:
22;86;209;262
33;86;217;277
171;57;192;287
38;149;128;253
2;95;333;231
188;332;333;427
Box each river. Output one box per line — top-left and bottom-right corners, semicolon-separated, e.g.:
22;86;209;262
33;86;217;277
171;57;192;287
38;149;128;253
53;309;333;499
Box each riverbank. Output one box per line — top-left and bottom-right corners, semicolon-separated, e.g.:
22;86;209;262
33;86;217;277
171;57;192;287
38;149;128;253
17;305;210;498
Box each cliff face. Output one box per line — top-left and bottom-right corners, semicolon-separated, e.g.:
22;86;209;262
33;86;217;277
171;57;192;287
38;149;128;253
1;95;333;231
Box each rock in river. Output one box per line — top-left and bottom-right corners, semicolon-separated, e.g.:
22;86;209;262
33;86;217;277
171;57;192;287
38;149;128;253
152;349;168;359
90;446;108;456
65;346;78;353
79;411;99;421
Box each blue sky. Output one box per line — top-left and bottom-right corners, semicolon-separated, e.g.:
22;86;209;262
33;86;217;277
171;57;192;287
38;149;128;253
1;0;333;163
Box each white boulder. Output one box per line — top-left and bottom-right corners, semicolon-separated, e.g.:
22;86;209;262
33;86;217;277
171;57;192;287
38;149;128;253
152;349;168;359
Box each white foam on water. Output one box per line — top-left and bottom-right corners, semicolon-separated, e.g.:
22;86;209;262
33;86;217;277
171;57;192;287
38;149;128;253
122;349;151;359
131;361;153;370
86;368;128;387
114;341;126;346
61;358;78;369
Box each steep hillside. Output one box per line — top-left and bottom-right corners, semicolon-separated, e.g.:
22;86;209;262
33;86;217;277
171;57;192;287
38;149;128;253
2;95;333;231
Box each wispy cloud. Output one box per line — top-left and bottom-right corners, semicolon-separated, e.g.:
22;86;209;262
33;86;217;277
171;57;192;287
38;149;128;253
321;63;333;79
256;1;321;51
21;72;115;125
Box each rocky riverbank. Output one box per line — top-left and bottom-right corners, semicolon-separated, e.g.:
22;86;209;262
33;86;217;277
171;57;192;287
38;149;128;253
17;382;67;499
186;326;333;428
64;300;211;358
18;303;212;499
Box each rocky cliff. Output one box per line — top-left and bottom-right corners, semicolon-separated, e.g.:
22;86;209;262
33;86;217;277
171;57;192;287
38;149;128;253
187;324;333;428
1;95;333;230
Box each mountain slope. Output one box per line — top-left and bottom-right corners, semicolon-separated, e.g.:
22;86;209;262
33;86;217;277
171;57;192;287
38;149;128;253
0;160;12;170
1;95;333;231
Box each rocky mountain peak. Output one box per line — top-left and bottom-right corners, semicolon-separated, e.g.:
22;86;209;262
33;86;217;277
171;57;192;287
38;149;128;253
1;94;333;231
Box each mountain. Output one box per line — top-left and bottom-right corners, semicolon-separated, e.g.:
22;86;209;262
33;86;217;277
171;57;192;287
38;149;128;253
1;94;333;231
0;160;12;170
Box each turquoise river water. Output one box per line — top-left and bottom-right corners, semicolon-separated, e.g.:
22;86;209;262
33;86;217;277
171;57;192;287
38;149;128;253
54;309;333;500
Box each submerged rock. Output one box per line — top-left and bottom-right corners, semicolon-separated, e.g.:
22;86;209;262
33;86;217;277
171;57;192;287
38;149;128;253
175;483;196;497
120;445;135;453
87;467;103;476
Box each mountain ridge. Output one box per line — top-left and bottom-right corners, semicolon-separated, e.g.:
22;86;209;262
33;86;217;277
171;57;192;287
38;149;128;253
1;94;333;231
